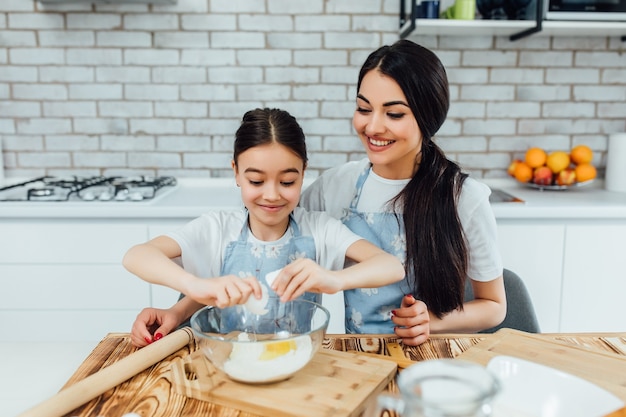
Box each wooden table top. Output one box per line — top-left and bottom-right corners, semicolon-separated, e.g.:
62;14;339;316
53;331;626;417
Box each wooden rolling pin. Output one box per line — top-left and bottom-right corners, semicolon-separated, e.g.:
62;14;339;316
17;327;194;417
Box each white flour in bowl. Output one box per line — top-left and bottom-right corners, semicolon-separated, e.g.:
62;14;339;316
223;333;313;383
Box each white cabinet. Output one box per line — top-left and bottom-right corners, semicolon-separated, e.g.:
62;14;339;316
497;222;565;333
0;221;149;342
497;220;626;333
561;224;626;332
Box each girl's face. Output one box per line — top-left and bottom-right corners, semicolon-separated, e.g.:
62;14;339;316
232;142;305;241
353;69;423;180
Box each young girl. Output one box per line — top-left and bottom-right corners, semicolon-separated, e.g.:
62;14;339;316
301;40;507;346
124;108;404;347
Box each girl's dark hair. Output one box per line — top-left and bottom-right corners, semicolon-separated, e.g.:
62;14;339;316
233;108;307;166
358;39;469;318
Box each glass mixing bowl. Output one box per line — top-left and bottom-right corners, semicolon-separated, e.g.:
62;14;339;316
190;298;330;384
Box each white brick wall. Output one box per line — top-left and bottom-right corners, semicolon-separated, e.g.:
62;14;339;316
0;1;624;178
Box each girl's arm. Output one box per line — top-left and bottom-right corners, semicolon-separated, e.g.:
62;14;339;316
123;235;262;308
123;235;196;293
271;239;404;300
336;239;405;289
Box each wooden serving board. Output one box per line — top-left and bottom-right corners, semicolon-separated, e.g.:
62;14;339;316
457;328;626;402
167;348;396;417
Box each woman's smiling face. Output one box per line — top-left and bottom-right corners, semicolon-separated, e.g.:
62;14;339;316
353;69;423;180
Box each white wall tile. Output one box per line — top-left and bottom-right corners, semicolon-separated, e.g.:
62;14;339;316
43;101;97;117
8;13;63;29
46;135;100;151
39;30;95;46
0;101;41;117
0;30;36;46
123;14;179;30
69;83;122;100
130;118;184;134
40;66;94;82
99;101;153;117
96;31;152;47
102;135;155;151
66;13;121;29
10;48;64;64
18;152;70;166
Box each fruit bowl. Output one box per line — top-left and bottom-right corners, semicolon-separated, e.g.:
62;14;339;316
516;179;595;191
190;298;330;384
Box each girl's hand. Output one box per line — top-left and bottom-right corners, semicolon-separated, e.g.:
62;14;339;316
130;307;183;348
271;258;341;301
185;275;263;308
392;294;431;346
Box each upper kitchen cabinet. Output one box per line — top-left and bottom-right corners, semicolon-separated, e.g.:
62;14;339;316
400;0;626;41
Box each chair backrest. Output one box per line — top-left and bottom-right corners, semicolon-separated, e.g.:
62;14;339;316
464;268;541;333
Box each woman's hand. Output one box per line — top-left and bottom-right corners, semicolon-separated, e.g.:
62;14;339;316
130;307;184;348
185;275;263;308
271;258;340;301
392;294;431;346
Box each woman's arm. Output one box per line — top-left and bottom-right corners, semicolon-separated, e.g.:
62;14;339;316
130;294;205;347
428;276;506;333
392;275;506;345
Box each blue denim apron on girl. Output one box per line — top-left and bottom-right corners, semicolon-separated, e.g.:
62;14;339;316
219;213;320;333
342;166;411;334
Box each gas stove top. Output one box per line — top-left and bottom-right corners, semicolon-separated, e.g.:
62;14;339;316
0;175;177;202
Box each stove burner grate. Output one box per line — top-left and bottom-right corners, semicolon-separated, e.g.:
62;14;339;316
0;175;177;202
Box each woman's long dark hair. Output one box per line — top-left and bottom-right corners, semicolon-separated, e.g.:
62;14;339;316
358;40;468;318
233;108;307;166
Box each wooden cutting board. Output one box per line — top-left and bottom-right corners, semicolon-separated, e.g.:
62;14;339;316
166;348;396;417
457;328;626;402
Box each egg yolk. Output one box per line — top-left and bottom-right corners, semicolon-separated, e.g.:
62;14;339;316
259;340;297;361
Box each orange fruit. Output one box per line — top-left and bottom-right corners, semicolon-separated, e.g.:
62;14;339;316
570;145;593;165
575;163;597;182
513;161;533;183
507;159;523;177
546;151;570;173
525;147;547;168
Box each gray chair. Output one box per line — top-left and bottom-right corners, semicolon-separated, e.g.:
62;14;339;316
464;268;541;333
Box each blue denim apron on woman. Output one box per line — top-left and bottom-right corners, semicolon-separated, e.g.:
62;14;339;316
341;166;411;334
219;213;320;333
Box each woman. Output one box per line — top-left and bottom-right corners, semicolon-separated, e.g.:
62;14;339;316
124;108;404;347
300;40;506;346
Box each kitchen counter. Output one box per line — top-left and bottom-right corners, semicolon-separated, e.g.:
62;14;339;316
1;177;626;220
487;179;626;220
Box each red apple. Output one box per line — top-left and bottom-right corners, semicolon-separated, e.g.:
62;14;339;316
556;167;576;186
533;166;553;186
